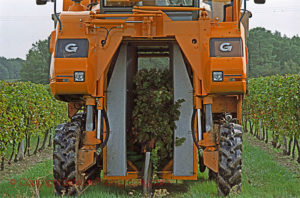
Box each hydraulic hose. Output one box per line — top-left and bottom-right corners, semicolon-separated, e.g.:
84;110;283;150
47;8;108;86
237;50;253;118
191;108;205;172
99;109;110;149
87;0;98;11
238;0;247;29
54;0;62;31
95;26;122;47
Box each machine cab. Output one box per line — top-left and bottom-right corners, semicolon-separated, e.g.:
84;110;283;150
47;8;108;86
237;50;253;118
100;0;241;22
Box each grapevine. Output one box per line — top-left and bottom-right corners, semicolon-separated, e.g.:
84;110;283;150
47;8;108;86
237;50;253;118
0;81;68;169
129;69;184;174
243;74;300;163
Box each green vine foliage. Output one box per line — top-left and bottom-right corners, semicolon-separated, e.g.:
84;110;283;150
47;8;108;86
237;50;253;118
130;69;184;174
243;74;300;141
0;81;68;157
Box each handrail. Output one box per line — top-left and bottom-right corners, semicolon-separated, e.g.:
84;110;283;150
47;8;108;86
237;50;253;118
90;13;161;18
133;6;205;11
132;9;163;14
86;19;126;25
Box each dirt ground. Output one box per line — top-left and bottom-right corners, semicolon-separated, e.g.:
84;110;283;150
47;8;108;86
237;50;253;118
244;133;300;178
0;147;52;182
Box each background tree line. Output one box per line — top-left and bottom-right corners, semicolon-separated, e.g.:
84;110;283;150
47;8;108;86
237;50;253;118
248;27;300;77
0;57;23;81
0;40;50;84
0;28;299;83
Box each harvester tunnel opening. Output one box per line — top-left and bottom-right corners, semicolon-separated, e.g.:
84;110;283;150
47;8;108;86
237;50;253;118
106;43;194;176
129;53;172;171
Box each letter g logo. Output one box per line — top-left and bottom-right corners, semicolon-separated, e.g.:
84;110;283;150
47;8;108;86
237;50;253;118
220;43;233;52
65;43;78;53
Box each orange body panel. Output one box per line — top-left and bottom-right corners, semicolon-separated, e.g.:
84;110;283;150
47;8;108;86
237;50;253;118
225;5;233;21
68;102;83;118
199;132;216;147
78;147;96;172
212;96;238;113
50;9;247;98
82;130;102;145
63;0;90;11
203;149;218;173
159;146;198;180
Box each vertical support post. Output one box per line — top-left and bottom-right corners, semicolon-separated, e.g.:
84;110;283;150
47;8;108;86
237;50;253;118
97;110;102;139
143;152;152;194
194;73;203;141
96;95;104;140
197;109;202;141
233;0;239;22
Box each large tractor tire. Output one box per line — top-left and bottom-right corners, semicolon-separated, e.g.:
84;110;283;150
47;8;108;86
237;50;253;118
199;153;206;173
218;123;242;196
208;169;217;181
53;114;91;196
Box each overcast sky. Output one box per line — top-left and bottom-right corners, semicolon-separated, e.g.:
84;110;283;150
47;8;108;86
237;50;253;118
0;0;299;59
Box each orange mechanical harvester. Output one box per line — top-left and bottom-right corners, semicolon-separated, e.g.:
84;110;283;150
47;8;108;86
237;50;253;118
36;0;265;196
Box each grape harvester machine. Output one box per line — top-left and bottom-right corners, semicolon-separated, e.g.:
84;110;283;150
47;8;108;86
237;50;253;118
36;0;265;196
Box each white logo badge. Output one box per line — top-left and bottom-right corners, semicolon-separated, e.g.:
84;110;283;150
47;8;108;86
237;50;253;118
220;43;233;52
65;43;78;53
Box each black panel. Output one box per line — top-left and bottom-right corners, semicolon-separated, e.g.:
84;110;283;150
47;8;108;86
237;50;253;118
55;39;89;58
209;38;243;57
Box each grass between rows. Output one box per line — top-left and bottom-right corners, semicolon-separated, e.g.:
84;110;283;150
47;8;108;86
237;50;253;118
0;134;299;197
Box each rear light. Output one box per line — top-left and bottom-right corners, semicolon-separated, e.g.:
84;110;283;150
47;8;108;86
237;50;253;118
56;79;70;82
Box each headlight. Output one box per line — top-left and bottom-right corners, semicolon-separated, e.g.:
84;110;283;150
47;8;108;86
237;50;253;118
210;38;243;57
212;71;223;82
74;71;85;82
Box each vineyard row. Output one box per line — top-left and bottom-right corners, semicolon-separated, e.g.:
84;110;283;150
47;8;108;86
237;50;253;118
0;74;299;170
0;81;68;170
243;74;300;164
